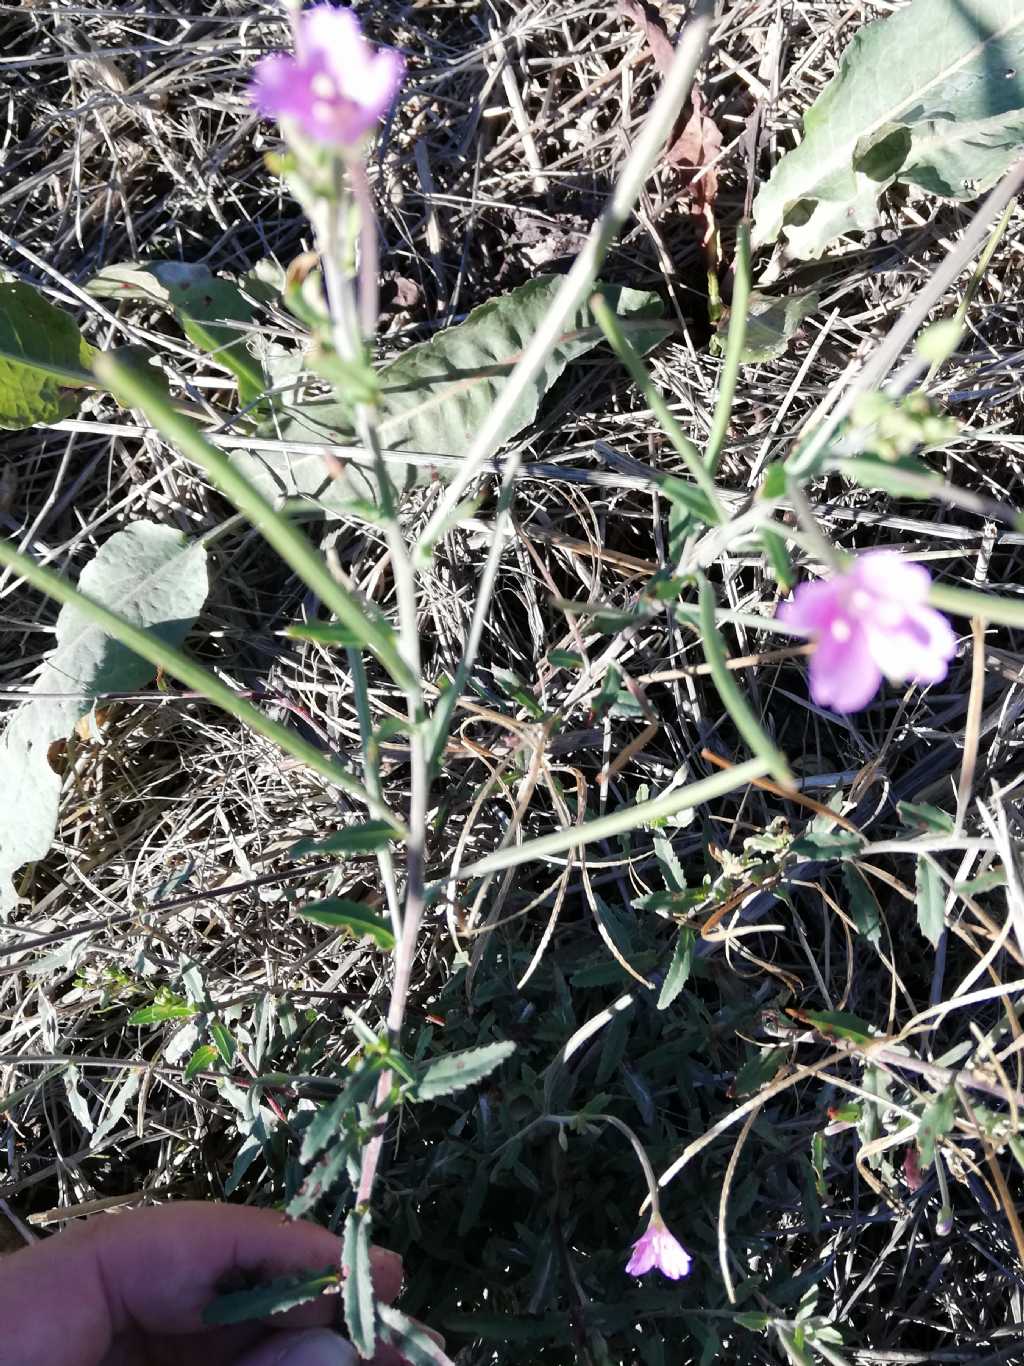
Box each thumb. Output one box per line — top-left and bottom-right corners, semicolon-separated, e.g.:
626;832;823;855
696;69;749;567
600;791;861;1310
236;1328;359;1366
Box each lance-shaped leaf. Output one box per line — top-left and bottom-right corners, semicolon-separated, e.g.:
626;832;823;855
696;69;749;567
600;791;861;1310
232;277;667;510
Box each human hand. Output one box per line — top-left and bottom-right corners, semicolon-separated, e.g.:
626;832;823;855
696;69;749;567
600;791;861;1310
0;1200;415;1365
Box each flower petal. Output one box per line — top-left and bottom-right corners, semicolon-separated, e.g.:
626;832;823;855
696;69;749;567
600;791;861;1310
853;549;931;605
625;1234;657;1276
865;602;956;686
808;624;883;713
777;578;843;635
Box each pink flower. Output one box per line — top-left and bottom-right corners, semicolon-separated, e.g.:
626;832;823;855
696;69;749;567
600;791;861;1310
252;5;404;149
777;550;956;714
625;1216;692;1280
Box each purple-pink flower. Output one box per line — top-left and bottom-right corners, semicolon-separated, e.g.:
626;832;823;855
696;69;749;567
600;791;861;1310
625;1216;692;1280
252;5;404;149
777;550;956;714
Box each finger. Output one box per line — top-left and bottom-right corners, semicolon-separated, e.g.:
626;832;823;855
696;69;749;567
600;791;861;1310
236;1327;359;1366
0;1201;404;1365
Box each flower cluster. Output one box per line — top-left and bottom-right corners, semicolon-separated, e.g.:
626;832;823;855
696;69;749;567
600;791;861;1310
252;5;404;149
625;1216;692;1281
777;550;956;714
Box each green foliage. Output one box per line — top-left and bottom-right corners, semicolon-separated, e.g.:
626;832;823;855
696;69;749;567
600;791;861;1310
712;289;819;364
202;1267;339;1325
231;277;667;509
0;522;209;914
88;261;265;404
849;392;960;462
295;898;396;949
417;1041;517;1101
343;1209;377;1357
657;928;695;1010
128;986;196;1024
916;856;946;947
917;1087;957;1168
752;0;1024;257
0;281;96;428
290;821;400;858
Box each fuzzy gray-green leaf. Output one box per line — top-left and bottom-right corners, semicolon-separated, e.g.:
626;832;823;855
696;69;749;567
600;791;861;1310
417;1041;516;1101
752;0;1024;258
0;522;209;914
343;1209;377;1357
232;277;667;510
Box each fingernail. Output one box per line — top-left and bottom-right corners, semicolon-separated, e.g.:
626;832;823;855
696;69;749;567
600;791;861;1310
278;1329;359;1366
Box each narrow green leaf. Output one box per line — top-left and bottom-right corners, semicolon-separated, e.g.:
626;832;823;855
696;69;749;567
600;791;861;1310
956;868;1007;896
417;1041;516;1102
734;1046;788;1096
657;928;695;1010
379;1304;455;1364
289;821;400;859
295;899;396;950
793;1009;875;1044
185;1045;219;1080
916;856;946;947
697;574;792;785
93;349;416;695
88;262;264;405
0;281;96;428
898;801;955;834
842;866;881;946
128;987;196;1025
286;621;362;648
790;830;864;861
917;1087;957;1167
209;1018;236;1066
202;1267;338;1326
0;523;209;915
547;649;584;669
343;1210;376;1358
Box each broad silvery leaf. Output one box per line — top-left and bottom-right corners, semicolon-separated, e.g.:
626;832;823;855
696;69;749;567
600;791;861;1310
232;277;668;511
753;0;1024;259
0;523;209;914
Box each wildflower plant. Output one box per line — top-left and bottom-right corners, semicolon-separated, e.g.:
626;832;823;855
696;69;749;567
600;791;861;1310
3;0;1024;1362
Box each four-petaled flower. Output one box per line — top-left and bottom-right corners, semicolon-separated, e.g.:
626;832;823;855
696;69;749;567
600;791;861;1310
252;5;404;149
777;550;956;714
625;1216;692;1281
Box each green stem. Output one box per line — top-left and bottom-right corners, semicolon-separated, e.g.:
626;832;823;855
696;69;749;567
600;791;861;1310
697;575;792;786
0;535;403;829
704;222;751;476
440;757;768;884
415;0;713;562
93;352;416;694
590;293;727;524
929;582;1024;630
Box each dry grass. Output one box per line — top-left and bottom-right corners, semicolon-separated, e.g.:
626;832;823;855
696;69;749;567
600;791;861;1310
3;1;1024;1361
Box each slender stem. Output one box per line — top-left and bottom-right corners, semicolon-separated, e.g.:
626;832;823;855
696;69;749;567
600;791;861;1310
0;534;401;827
442;757;769;883
697;575;792;786
415;0;713;560
592;1113;663;1220
590;294;727;523
92;353;415;693
317;153;431;1213
704;222;751;476
349;159;382;343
